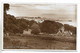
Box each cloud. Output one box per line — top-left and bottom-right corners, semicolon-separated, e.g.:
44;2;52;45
8;4;76;19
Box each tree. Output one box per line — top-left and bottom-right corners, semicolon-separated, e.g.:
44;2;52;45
4;4;9;11
31;23;41;34
40;20;63;34
64;24;76;34
4;4;10;15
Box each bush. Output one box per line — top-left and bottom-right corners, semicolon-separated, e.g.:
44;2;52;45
31;23;41;34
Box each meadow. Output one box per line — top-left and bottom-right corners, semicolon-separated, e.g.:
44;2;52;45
3;34;76;50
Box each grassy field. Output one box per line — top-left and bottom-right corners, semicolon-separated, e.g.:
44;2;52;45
3;34;76;50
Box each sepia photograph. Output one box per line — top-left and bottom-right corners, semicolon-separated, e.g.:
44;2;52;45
3;3;77;50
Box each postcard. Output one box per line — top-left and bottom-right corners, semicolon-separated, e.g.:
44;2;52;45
3;3;77;50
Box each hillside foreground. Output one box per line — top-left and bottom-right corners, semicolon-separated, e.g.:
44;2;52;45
4;34;76;50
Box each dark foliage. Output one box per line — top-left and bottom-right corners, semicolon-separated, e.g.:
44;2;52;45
4;4;76;35
40;20;63;34
31;23;41;34
64;24;76;34
4;4;10;11
4;4;28;34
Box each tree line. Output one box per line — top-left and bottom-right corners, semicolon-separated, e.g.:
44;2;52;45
4;4;76;35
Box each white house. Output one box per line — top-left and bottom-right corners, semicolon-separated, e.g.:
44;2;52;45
23;29;32;35
57;26;73;36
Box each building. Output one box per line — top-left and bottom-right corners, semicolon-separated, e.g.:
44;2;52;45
23;29;32;35
57;26;72;36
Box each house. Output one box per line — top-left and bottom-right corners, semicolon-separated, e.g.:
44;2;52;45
64;31;72;36
57;26;72;36
57;30;63;36
23;29;32;35
63;31;71;36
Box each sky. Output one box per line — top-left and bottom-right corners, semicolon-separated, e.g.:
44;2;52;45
7;4;77;27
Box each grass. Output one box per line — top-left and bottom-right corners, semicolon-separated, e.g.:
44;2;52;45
3;34;76;50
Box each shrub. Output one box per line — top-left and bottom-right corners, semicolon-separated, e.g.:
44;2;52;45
31;23;41;34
